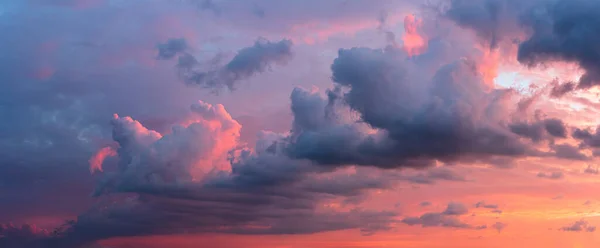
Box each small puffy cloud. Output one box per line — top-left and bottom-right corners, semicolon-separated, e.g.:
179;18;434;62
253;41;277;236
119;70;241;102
492;222;507;233
584;165;599;175
402;212;472;229
402;202;477;229
443;202;469;216
537;171;564;180
475;201;499;209
156;38;188;60
491;209;503;214
560;220;596;232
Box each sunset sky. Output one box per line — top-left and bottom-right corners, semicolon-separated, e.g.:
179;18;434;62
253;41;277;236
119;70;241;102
2;0;600;247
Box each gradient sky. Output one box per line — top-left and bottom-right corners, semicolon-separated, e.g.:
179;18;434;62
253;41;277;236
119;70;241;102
2;0;600;248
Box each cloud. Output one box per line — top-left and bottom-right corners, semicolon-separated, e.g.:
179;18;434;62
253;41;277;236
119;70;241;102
537;171;565;180
286;43;585;169
492;222;507;232
402;167;468;185
475;201;499;209
573;126;600;148
156;38;188;60
491;209;503;214
420;201;432;207
584;165;599;175
88;146;116;174
560;220;596;232
0;223;53;248
444;0;524;48
445;0;600;95
552;144;590;161
402;202;476;229
6;100;399;247
509;118;568;142
518;0;600;92
172;38;294;90
442;202;469;215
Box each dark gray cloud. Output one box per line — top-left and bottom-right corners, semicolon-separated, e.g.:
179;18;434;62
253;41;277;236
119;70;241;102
552;144;589;161
445;0;517;48
573;126;600;148
174;38;294;90
286;45;583;169
518;0;600;92
156;38;188;60
560;220;596;232
446;0;600;95
509;118;568;142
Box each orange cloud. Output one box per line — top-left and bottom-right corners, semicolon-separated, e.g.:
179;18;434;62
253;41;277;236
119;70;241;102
477;47;500;87
88;146;116;174
402;14;427;57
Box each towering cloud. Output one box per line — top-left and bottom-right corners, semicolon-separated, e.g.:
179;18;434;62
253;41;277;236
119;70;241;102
287;45;539;168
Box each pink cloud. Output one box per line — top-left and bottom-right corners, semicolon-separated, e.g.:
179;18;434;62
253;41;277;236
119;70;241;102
89;146;117;174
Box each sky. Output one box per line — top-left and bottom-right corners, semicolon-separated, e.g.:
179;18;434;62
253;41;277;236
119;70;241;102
2;0;600;247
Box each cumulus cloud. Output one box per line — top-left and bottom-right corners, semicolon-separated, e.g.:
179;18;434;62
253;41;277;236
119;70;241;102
7;100;399;247
7;1;600;248
286;43;585;169
169;38;294;90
